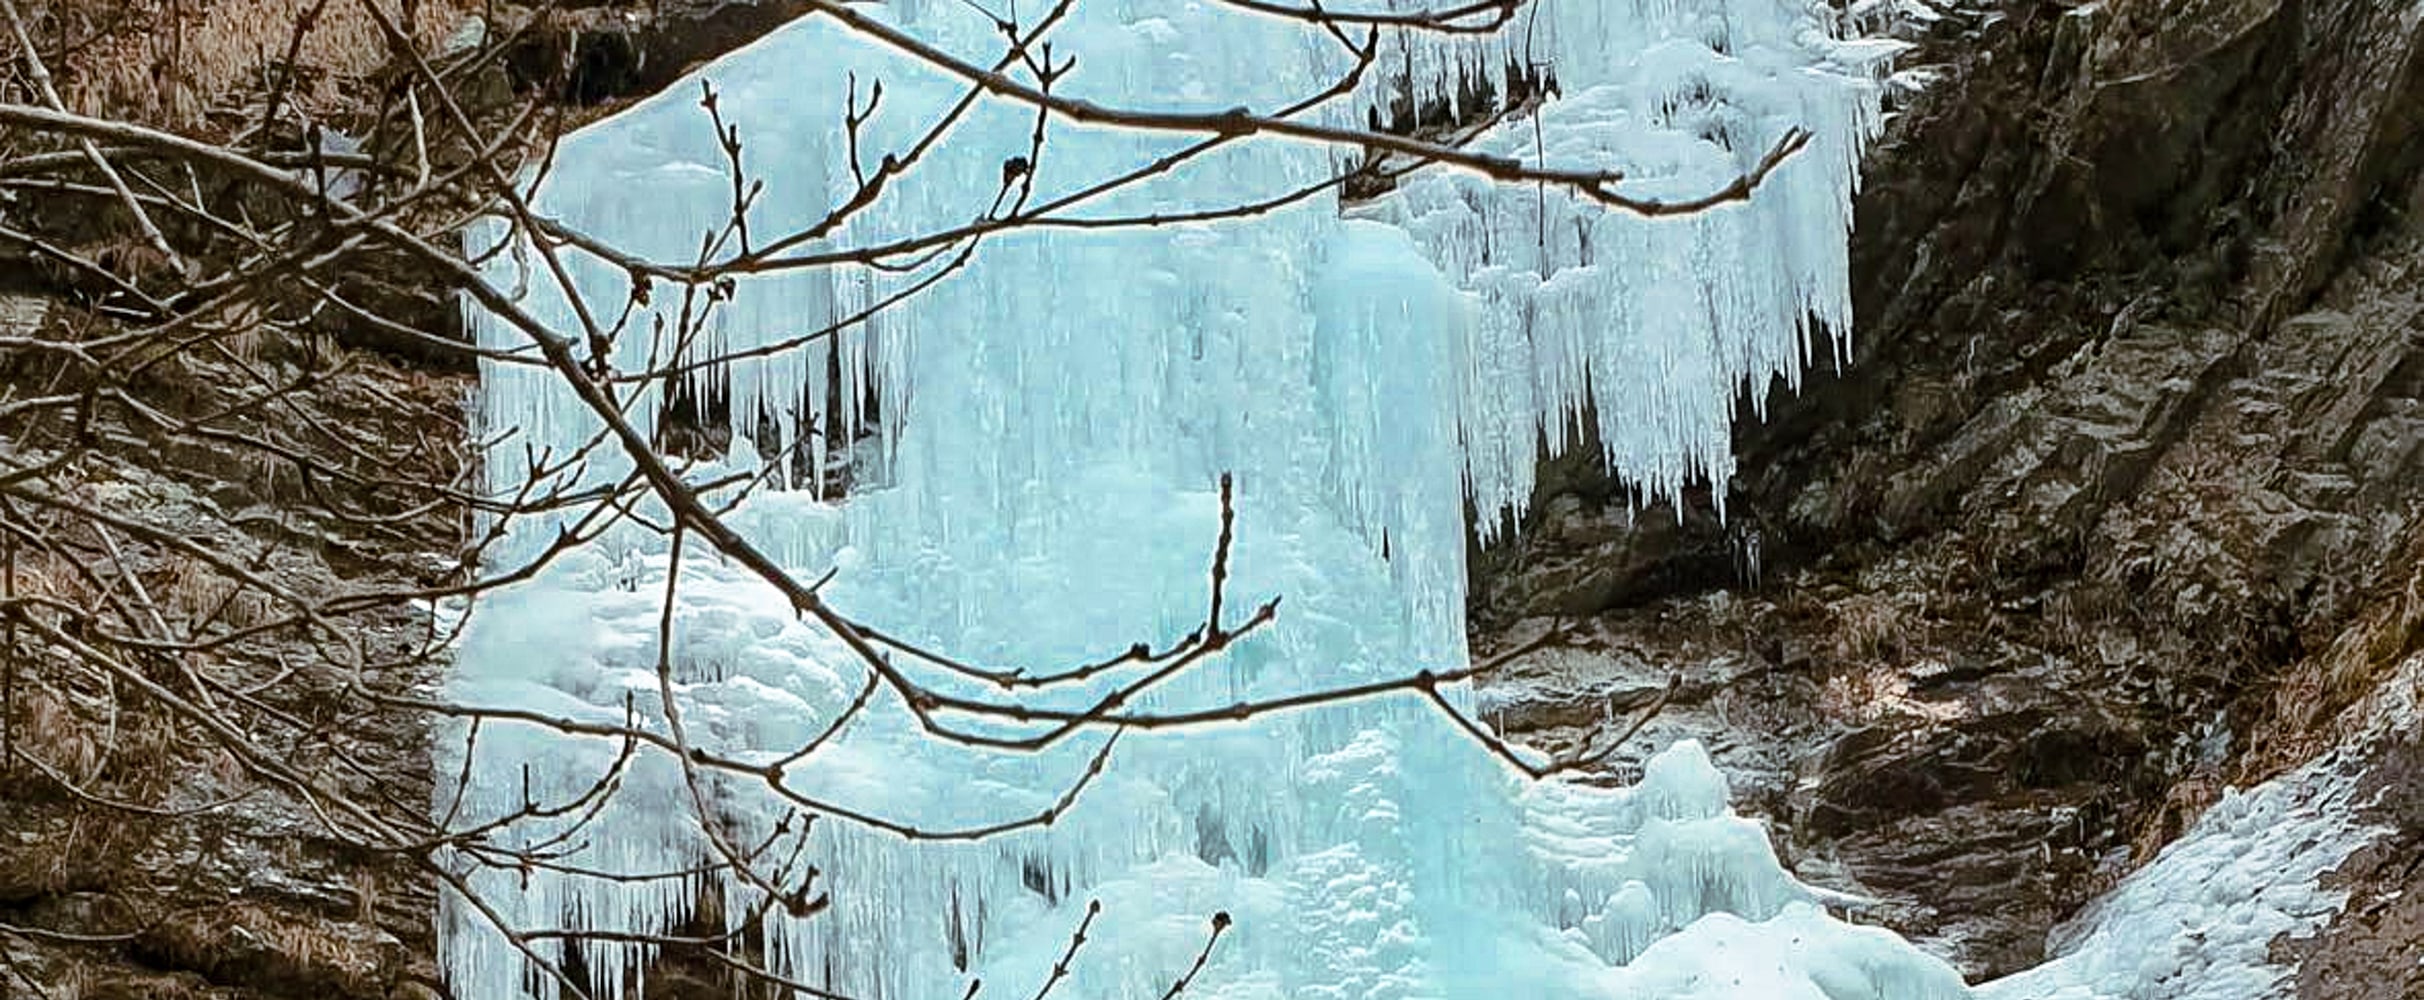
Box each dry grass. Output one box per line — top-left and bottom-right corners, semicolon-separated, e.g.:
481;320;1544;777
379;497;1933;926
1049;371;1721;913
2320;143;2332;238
1;552;115;797
32;959;216;1000
34;960;92;1000
1;548;254;803
106;707;190;797
1829;592;1918;663
153;549;238;620
152;548;271;632
1816;662;1968;725
234;444;303;505
2145;435;2279;529
350;866;379;924
3;662;215;803
2;545;101;606
0;803;152;896
2238;526;2424;782
1817;665;1907;723
24;0;469;129
2319;561;2424;712
2129;775;2221;864
141;904;394;996
94;972;213;1000
10;680;104;786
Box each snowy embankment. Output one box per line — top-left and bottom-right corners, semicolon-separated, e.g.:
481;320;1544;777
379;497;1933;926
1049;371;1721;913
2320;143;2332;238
1982;656;2420;1000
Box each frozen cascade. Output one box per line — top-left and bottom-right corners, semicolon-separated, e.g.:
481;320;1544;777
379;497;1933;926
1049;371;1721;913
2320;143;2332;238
445;2;1967;999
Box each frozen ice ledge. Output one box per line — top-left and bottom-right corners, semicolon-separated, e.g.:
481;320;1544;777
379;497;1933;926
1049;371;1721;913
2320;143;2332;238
428;2;2275;1000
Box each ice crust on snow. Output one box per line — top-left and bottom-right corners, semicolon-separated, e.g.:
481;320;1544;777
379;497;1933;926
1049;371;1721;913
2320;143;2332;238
1974;747;2387;1000
446;2;1974;999
1975;657;2422;1000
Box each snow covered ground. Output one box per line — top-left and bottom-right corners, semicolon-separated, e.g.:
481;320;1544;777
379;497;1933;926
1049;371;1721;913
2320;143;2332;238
1979;657;2422;1000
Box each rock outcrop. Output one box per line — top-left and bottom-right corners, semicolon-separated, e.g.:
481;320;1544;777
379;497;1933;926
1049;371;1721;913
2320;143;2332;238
1472;0;2424;984
0;297;463;999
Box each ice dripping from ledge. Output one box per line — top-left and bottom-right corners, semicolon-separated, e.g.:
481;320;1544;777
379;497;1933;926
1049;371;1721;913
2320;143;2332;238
445;2;1960;999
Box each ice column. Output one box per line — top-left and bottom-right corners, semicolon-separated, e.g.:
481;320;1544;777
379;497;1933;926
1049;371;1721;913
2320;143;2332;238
444;2;1962;999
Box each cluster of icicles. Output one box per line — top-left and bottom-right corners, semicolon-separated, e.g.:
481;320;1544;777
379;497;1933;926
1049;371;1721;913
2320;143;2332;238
444;2;1974;998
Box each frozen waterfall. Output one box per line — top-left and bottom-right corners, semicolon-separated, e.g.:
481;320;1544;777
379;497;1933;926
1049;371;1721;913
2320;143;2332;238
443;1;1969;998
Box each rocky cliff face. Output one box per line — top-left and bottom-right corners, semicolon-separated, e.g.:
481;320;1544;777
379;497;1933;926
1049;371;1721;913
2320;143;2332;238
1471;0;2424;987
0;303;465;998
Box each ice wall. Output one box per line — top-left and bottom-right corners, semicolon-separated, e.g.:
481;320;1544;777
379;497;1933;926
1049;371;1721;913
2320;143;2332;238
446;2;1965;998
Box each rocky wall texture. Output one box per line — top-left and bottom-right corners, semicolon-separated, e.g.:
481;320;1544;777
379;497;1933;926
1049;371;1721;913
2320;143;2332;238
0;289;466;999
1471;0;2424;987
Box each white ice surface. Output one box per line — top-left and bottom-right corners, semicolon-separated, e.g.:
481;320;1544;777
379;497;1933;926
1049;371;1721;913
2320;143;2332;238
1977;656;2422;1000
1974;746;2381;1000
442;2;1998;999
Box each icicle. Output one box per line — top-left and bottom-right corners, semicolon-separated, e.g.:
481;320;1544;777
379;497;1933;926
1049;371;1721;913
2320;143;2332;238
447;2;1958;999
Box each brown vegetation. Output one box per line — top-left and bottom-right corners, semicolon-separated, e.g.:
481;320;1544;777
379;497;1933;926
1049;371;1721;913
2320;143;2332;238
14;0;464;129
